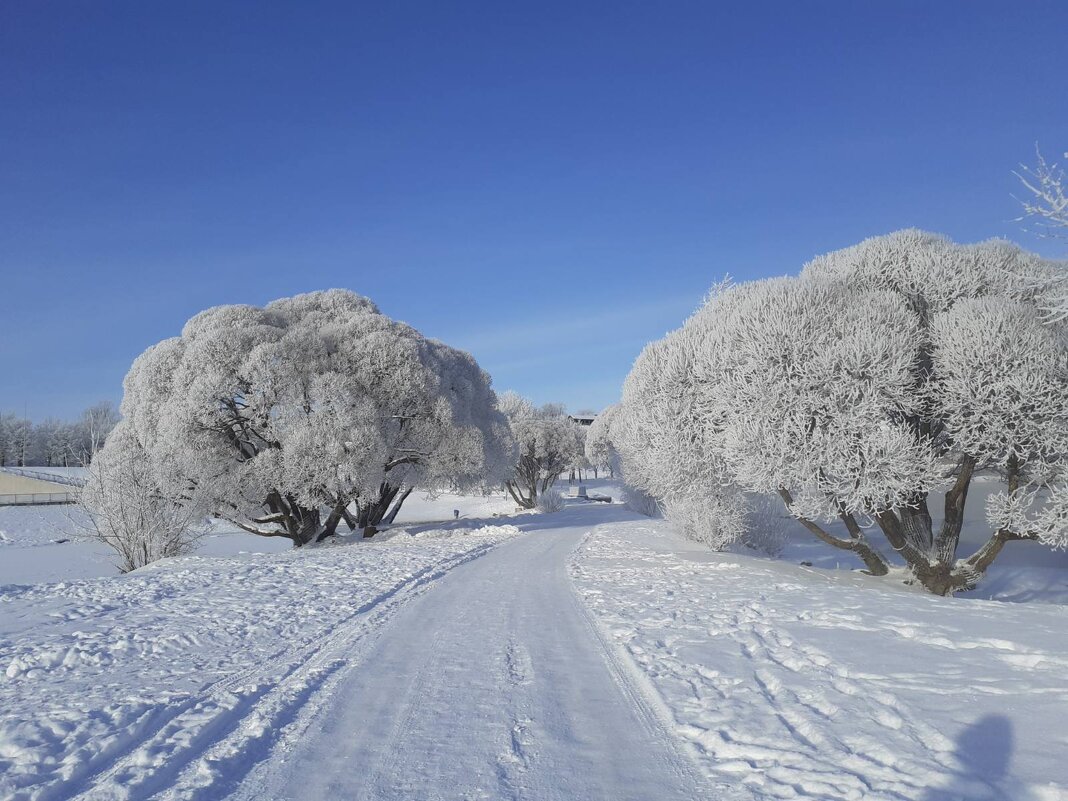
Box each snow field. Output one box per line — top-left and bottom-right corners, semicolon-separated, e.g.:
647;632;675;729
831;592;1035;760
0;505;293;585
570;519;1068;800
0;524;520;801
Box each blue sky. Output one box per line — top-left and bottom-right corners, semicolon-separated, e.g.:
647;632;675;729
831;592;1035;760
2;1;1066;420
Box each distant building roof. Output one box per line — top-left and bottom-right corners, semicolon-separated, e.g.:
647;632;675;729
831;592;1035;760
568;414;596;426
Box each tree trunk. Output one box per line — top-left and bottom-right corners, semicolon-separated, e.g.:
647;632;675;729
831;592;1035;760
383;487;414;525
870;454;1031;595
777;489;890;576
317;497;353;541
506;480;535;509
357;482;402;528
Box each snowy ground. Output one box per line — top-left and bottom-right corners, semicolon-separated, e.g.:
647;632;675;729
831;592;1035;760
1;486;1066;800
0;523;521;800
0;506;292;585
0;490;517;586
572;516;1068;800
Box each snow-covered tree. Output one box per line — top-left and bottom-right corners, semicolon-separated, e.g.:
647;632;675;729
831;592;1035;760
1016;146;1068;239
81;401;120;461
585;404;622;478
2;416;33;467
1015;146;1068;320
120;289;515;545
569;424;592;481
30;419;79;466
617;231;1068;594
0;403;118;467
500;393;584;509
80;421;208;572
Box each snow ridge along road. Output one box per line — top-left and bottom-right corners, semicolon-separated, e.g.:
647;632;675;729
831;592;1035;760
229;505;714;801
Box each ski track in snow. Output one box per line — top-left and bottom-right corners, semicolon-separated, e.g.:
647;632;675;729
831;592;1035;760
0;526;520;801
571;520;1068;801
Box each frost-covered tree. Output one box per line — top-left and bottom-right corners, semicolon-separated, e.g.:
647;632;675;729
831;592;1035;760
569;424;592;481
80;421;208;572
1015;146;1068;319
0;403;118;467
81;401;120;461
618;231;1068;594
30;419;77;466
1017;146;1068;239
585;404;622;478
2;416;33;467
120;289;514;545
500;393;584;509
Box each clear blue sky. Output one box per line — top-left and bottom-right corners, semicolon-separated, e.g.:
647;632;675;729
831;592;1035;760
2;1;1066;420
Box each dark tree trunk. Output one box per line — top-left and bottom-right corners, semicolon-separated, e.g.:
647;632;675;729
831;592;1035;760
506;480;536;509
868;455;1034;595
383;487;414;525
357;482;402;529
777;489;890;576
318;497;354;541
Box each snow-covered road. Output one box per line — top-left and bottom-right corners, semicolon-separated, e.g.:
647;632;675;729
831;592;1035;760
230;505;712;801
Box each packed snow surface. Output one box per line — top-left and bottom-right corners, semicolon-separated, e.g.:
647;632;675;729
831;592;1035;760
1;497;1066;800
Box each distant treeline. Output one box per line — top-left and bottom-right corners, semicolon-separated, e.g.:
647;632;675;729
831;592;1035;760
0;402;119;467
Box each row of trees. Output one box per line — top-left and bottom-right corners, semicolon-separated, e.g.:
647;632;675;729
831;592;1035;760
0;403;119;467
611;230;1068;596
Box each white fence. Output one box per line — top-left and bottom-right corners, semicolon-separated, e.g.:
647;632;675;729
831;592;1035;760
0;491;77;506
0;466;87;488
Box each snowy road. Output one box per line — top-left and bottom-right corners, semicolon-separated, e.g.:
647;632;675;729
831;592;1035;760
7;500;1066;800
230;506;712;801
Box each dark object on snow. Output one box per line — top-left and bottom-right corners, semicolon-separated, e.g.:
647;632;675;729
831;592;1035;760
800;561;813;567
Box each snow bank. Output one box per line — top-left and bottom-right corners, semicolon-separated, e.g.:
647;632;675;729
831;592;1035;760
571;519;1068;800
0;524;519;800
